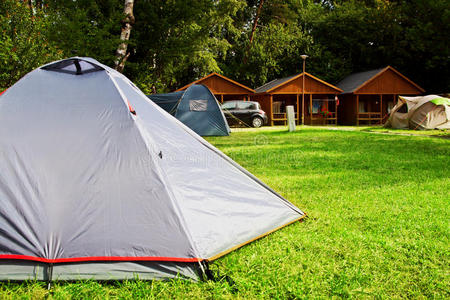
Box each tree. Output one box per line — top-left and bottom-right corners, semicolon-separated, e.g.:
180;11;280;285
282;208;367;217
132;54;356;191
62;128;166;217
115;0;135;72
0;0;63;89
221;0;319;88
45;0;123;67
396;0;450;92
127;0;245;93
1;0;447;93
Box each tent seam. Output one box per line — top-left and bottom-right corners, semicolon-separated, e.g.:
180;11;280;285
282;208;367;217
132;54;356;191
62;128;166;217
107;74;207;264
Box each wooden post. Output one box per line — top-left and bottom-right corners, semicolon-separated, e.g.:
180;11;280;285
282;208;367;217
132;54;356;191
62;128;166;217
380;94;383;124
335;95;338;125
301;93;305;125
356;94;359;126
309;94;312;125
302;74;305;125
220;94;223;103
296;94;300;125
270;94;274;126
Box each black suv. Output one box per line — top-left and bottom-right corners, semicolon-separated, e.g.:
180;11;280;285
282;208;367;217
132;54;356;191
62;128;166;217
221;100;268;128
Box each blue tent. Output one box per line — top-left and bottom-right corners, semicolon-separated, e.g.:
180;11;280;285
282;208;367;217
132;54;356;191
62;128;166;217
148;84;230;136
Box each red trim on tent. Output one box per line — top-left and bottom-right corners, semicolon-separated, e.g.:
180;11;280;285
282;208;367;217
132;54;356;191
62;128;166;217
0;89;7;96
0;254;202;263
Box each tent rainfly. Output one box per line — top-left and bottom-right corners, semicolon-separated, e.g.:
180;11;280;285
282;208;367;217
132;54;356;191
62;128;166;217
148;84;231;136
0;57;305;281
385;95;450;130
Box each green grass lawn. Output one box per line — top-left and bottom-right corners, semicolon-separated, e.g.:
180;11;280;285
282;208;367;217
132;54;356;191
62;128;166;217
1;128;449;299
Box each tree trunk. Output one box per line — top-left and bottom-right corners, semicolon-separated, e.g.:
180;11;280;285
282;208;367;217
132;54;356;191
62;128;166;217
114;0;135;73
244;0;264;64
249;0;264;45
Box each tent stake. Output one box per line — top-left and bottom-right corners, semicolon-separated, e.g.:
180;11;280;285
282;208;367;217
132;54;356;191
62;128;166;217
47;263;53;290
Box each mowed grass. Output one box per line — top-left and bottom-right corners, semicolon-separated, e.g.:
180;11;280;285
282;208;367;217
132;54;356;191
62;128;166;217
357;126;450;137
1;128;449;299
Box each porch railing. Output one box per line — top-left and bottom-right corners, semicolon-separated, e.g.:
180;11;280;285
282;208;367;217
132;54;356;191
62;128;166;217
272;113;297;125
357;112;382;125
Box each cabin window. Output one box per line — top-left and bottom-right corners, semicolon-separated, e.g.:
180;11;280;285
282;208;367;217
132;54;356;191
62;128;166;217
312;101;321;113
358;101;367;113
310;99;334;114
272;101;282;113
189;100;208;111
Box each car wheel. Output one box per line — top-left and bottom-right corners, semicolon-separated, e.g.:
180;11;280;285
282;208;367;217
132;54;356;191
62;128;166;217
252;116;263;128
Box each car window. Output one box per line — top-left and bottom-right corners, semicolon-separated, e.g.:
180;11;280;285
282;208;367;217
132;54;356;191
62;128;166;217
222;101;236;110
237;102;257;110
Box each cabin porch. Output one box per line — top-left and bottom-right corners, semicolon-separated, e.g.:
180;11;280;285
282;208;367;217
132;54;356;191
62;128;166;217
253;93;339;126
355;94;397;125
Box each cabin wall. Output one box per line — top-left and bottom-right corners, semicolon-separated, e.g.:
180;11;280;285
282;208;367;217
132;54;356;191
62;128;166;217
338;94;357;125
251;94;272;125
221;94;248;102
199;77;252;95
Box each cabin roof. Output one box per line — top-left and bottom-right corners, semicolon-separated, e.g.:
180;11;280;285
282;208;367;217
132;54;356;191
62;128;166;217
254;75;298;93
254;72;342;94
175;72;255;93
336;66;425;94
336;68;385;94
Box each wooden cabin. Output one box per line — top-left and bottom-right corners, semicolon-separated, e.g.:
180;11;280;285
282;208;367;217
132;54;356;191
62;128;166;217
176;72;255;103
252;73;343;126
336;66;425;125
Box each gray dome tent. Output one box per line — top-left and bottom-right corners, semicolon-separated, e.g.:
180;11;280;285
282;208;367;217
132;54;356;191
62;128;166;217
0;57;304;281
148;84;230;136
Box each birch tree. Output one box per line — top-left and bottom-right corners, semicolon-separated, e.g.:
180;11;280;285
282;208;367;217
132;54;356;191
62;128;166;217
115;0;134;72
